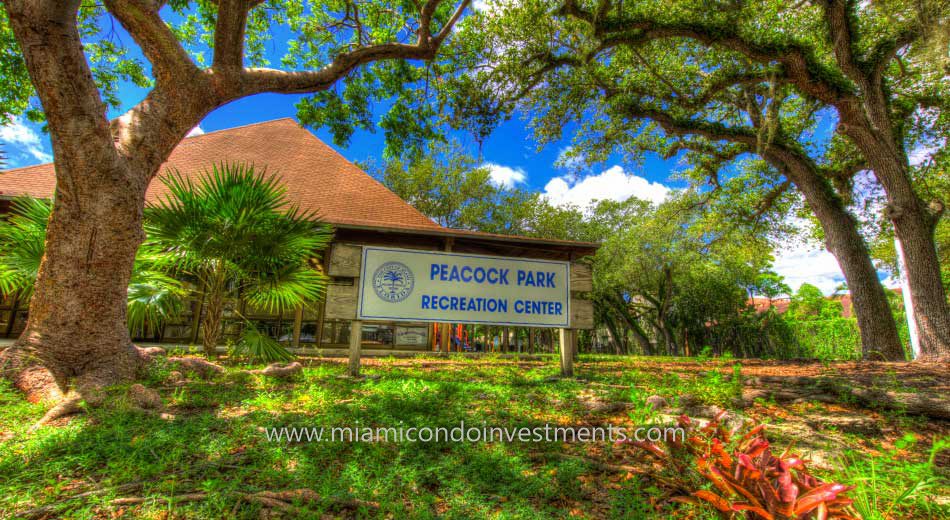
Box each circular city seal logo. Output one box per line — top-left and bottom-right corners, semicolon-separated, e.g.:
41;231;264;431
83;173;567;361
373;262;414;303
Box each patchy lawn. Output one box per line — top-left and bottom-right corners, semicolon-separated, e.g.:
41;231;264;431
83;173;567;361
0;355;947;519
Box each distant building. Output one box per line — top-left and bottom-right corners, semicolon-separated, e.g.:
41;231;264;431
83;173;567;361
748;289;902;319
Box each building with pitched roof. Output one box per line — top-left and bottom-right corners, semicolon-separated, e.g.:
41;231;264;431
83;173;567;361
0;119;597;355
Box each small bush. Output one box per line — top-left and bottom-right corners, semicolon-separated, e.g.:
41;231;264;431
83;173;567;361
229;323;294;363
629;413;857;519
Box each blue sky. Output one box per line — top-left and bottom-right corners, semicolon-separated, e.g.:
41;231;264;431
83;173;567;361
0;10;862;295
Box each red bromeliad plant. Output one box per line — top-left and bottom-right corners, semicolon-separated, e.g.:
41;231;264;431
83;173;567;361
630;412;858;519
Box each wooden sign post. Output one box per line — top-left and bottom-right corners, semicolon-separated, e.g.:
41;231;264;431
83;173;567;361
349;318;362;377
559;328;574;377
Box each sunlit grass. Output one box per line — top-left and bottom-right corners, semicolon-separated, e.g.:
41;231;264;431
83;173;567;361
0;355;946;518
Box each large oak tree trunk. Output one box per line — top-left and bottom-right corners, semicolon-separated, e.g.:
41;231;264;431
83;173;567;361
777;154;906;360
0;1;152;398
0;1;204;400
841;101;950;362
1;0;463;408
6;168;149;392
876;166;949;361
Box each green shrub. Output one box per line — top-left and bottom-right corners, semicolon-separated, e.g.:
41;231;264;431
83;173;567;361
787;318;863;361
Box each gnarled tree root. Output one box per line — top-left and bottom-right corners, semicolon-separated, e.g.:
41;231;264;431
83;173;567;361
165;356;225;379
27;392;84;432
111;493;208;506
16;487;378;518
743;375;950;420
241;489;379;512
8;343;312;432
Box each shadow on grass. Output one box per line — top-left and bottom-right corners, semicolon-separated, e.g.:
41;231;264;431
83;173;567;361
0;362;626;519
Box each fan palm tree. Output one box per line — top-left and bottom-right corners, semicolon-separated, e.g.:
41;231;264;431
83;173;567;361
0;196;185;337
142;162;333;359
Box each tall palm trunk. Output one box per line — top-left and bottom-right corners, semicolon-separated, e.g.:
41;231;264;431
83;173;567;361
201;267;229;358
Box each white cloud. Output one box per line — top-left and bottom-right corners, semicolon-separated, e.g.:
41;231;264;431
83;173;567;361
186;125;205;137
483;162;526;188
0;117;52;166
543;165;670;208
772;244;847;295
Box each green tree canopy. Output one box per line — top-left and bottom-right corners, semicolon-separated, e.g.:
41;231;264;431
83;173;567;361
369;142;592;239
421;0;944;359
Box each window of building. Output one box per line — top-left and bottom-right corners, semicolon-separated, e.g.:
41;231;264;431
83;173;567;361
361;323;393;345
321;320;351;345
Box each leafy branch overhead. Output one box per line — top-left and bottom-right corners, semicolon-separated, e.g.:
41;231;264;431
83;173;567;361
1;0;472;158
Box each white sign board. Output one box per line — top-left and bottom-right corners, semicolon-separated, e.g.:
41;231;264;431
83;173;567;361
358;247;571;327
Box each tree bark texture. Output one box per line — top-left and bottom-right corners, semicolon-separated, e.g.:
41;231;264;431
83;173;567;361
635;106;907;361
1;1;149;394
840;105;950;361
769;148;906;361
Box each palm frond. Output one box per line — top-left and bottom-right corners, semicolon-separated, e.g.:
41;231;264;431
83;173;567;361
0;196;50;298
144;161;334;313
127;266;187;337
243;263;328;315
230;321;295;363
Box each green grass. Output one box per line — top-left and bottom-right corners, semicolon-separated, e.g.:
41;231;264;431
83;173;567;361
0;355;946;518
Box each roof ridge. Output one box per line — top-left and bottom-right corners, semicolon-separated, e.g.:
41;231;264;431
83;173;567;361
0;118;300;174
180;117;298;141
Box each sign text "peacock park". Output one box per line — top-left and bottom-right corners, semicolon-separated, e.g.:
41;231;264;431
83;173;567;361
358;247;571;327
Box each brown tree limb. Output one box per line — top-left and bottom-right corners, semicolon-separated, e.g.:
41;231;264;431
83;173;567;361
3;0;124;197
433;0;472;45
213;0;253;70
239;41;437;95
557;0;855;105
867;28;918;86
103;0;201;84
816;0;866;84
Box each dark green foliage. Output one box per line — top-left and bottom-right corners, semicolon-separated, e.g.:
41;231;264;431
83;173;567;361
0;196;48;298
143;162;334;356
144;163;332;305
786;318;863;361
787;284;844;321
126;267;187;339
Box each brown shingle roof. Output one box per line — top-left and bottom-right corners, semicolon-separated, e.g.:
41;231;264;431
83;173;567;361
0;118;600;251
0;118;442;231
